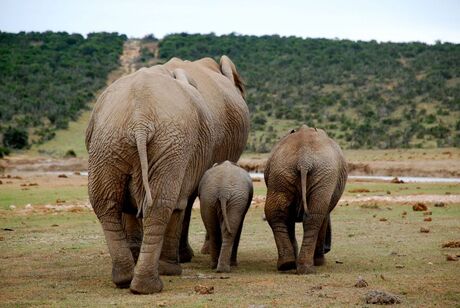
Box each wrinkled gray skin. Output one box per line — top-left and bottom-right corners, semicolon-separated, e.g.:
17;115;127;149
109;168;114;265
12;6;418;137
86;56;249;294
264;125;347;274
198;161;253;273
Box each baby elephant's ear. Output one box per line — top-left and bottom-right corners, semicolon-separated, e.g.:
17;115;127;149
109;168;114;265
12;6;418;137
220;55;245;98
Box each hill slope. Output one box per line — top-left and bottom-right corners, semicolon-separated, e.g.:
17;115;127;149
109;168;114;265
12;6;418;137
0;31;126;152
155;33;460;151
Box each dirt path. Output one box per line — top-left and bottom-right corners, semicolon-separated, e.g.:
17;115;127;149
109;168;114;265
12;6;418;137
119;39;141;74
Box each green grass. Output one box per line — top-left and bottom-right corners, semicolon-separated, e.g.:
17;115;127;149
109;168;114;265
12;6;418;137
0;182;87;209
29;109;92;159
1;202;459;306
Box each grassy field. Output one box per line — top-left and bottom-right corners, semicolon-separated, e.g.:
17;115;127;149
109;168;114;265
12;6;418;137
1;199;459;306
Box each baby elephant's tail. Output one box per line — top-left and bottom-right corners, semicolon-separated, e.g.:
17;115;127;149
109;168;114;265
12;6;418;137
219;197;232;235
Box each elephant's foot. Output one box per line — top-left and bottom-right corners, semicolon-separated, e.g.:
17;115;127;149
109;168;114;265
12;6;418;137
230;259;238;267
112;263;134;288
314;255;326;266
277;257;297;271
216;263;231;273
201;240;210;255
296;263;316;275
179;244;194;263
159;260;182;276
210;260;218;269
130;274;163;294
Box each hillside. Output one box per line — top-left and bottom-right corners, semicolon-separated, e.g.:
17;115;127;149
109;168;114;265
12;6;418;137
0;31;126;154
1;32;459;156
153;33;460;151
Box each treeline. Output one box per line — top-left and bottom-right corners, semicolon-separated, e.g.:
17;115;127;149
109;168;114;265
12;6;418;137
156;33;460;151
0;31;126;154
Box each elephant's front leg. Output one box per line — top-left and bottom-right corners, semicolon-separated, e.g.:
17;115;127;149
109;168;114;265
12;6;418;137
179;193;197;262
130;199;174;294
160;204;187;276
265;191;296;271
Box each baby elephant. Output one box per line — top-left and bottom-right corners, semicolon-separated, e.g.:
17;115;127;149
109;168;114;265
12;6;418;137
264;125;347;274
198;161;253;273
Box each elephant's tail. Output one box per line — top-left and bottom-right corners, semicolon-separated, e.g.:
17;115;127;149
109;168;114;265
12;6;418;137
219;197;232;235
135;131;153;218
300;166;310;216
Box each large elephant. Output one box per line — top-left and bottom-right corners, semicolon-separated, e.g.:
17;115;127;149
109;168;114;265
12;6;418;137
264;125;347;274
86;56;249;294
198;161;253;273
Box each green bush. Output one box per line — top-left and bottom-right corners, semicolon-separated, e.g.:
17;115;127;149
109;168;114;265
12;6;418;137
3;127;29;149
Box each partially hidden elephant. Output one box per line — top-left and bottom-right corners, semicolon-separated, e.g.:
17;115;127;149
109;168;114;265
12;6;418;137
85;56;250;294
198;161;253;273
264;125;347;274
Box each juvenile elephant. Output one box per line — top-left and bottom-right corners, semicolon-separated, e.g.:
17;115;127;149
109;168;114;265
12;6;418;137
198;161;253;273
264;125;347;274
86;56;249;294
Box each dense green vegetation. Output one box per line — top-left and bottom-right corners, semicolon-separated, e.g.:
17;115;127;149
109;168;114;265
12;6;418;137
156;33;460;151
0;31;126;150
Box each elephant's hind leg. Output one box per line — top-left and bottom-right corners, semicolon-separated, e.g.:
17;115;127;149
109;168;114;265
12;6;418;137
90;173;134;288
313;215;329;266
265;191;296;271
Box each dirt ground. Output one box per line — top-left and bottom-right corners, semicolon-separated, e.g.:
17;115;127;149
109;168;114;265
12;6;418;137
1;163;459;306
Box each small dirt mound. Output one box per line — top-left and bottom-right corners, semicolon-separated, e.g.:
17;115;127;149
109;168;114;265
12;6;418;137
412;203;428;211
420;227;430;233
355;276;368;288
365;290;402;305
194;285;214;294
442;241;460;248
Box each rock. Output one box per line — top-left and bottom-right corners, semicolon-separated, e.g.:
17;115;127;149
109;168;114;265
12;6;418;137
386;190;391;194
379;218;388;222
354;276;368;288
365;290;402;305
423;211;432;216
391;177;404;184
335;260;344;264
395;264;405;269
420;227;430;233
157;301;167;307
446;255;458;261
401;211;407;216
194;284;214;294
58;174;68;178
25;204;33;209
412;203;428;211
56;199;66;204
424;217;432;222
74;171;81;175
9;205;16;210
442;240;460;248
434;202;445;207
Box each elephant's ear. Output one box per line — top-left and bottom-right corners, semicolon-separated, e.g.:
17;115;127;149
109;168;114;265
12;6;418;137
220;55;245;98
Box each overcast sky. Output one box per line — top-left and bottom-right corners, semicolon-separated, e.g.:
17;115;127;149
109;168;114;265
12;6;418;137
1;0;459;43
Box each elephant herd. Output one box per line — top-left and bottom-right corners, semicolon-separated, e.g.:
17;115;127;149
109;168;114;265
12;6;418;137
85;56;347;294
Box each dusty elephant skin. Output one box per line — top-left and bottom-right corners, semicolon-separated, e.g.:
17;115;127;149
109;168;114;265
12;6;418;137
86;56;249;294
198;161;253;273
264;125;347;274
